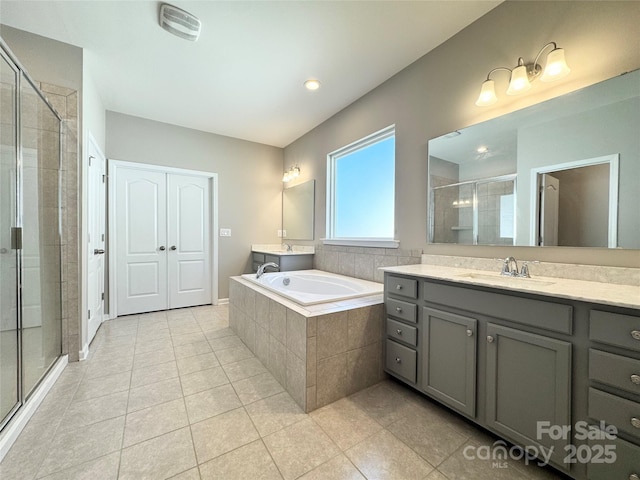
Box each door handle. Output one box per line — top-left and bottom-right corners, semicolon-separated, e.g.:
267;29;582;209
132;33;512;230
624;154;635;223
170;245;177;251
94;249;105;254
159;246;166;251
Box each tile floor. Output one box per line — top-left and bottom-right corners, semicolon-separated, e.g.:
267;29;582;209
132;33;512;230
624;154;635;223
0;305;567;479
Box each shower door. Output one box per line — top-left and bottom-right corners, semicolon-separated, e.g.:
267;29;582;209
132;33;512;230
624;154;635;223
0;42;62;431
0;48;20;428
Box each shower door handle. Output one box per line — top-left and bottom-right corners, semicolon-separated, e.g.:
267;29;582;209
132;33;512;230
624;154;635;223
94;249;105;255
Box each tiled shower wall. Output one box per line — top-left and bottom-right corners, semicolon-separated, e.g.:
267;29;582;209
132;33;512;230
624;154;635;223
313;244;422;283
38;82;80;362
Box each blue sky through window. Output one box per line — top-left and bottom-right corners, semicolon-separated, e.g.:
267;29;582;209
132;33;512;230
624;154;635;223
335;135;395;238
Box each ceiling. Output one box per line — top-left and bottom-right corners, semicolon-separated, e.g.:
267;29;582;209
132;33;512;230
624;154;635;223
1;1;501;147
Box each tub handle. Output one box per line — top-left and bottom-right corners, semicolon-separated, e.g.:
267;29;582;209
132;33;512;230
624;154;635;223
396;329;402;335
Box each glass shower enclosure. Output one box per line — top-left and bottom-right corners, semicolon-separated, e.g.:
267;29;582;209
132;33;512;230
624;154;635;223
1;42;63;431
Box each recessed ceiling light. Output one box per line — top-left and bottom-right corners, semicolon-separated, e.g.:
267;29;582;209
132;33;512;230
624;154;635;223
477;145;488;153
304;79;321;91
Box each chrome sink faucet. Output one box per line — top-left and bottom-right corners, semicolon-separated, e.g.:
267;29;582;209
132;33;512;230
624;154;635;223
282;243;292;252
501;256;519;276
256;262;279;279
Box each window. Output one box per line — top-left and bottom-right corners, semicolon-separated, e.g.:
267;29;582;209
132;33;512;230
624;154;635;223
326;125;396;246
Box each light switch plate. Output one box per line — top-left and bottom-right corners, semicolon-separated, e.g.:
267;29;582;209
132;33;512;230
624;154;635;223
220;228;231;237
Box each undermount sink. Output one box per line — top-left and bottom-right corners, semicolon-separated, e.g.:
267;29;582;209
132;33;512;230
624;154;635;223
456;272;556;287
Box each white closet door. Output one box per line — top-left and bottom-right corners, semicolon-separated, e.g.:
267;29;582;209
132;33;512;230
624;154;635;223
116;168;168;315
87;139;106;343
167;174;211;308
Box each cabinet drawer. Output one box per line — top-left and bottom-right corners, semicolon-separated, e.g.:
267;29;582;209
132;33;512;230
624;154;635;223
424;282;572;334
589;349;640;396
588;388;640;442
252;252;266;263
590;310;640;353
385;275;418;299
385;298;417;323
588;433;640;480
386;339;417;383
386;318;417;347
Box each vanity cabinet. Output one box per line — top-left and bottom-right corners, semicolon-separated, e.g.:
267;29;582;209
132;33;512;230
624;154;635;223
485;323;572;467
251;251;313;273
586;309;640;480
421;307;477;417
384;275;419;386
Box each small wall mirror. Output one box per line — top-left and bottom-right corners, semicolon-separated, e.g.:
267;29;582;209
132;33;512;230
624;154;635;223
428;69;639;249
283;179;315;240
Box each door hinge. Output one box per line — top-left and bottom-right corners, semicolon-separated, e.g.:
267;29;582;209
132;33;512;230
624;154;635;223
101;233;105;242
89;155;94;167
102;174;106;183
88;309;91;319
10;227;22;250
101;292;104;300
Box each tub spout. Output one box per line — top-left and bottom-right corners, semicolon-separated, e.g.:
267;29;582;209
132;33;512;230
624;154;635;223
256;262;279;278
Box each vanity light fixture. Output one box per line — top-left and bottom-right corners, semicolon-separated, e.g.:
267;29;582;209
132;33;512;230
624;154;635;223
475;42;571;107
282;165;301;183
304;79;321;91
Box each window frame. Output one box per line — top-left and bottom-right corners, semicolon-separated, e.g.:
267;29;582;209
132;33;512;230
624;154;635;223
325;124;398;248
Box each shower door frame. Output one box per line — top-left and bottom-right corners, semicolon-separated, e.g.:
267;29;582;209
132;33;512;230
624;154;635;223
0;39;66;441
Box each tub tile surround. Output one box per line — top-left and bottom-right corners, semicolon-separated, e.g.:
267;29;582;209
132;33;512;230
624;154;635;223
230;277;385;412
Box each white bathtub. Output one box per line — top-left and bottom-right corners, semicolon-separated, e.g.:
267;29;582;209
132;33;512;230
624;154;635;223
241;269;383;306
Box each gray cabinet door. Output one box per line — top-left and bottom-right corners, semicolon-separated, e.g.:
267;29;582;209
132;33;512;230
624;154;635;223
422;307;477;418
486;323;572;469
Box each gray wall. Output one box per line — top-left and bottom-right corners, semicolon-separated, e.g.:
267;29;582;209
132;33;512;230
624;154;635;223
284;1;640;267
105;111;283;298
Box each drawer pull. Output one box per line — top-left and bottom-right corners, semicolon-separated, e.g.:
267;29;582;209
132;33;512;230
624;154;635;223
396;284;403;290
632;330;640;341
487;335;494;343
631;417;640;429
466;328;473;337
396;329;403;335
629;474;639;480
631;374;640;385
396;307;402;313
395;357;402;364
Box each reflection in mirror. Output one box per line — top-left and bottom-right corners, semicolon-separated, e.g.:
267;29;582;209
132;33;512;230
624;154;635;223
428;69;639;249
283;180;315;240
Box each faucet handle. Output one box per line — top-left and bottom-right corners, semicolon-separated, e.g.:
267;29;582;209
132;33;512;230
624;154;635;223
495;257;511;275
519;261;539;278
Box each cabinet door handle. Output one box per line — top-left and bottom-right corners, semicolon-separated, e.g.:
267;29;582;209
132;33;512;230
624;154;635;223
396;307;402;313
396;284;402;290
395;357;402;364
487;335;494;343
396;329;403;335
632;330;640;341
159;246;166;251
631;374;640;385
631;417;640;429
466;329;473;337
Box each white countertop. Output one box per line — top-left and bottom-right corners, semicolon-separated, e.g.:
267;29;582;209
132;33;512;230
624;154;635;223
252;244;315;256
381;264;640;310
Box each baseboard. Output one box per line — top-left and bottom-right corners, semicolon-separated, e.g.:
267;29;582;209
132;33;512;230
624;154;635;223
217;298;229;305
0;355;68;462
79;343;89;361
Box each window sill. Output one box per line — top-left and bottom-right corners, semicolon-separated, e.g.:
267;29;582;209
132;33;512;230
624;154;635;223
322;238;400;248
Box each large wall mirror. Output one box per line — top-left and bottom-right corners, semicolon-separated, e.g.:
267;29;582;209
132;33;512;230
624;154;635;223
283;179;315;240
428;69;639;249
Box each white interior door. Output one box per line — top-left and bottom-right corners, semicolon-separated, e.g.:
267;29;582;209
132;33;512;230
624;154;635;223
167;174;211;308
86;139;106;343
116;168;167;315
539;173;560;246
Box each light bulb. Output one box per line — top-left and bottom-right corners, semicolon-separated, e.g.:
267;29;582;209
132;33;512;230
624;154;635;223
475;79;497;107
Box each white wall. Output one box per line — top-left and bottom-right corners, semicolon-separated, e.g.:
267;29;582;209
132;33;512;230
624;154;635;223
284;1;640;267
105;111;283;298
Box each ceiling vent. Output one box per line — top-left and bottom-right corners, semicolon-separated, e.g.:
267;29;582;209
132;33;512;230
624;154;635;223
159;4;201;41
